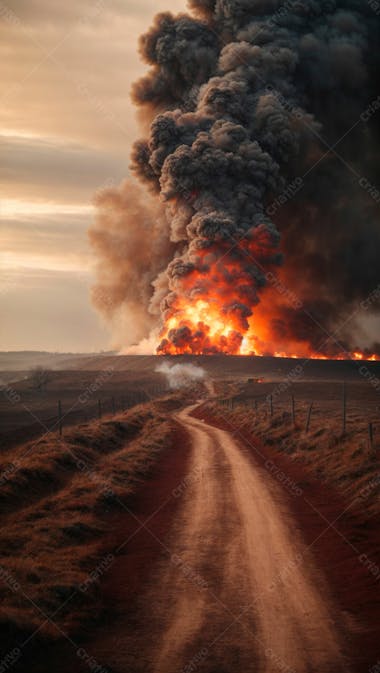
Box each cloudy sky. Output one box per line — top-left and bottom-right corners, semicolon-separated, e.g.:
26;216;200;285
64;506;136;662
1;0;186;352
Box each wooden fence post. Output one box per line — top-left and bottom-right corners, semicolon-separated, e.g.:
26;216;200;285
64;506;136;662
368;422;374;450
291;395;296;428
342;382;347;435
305;403;313;433
58;400;63;437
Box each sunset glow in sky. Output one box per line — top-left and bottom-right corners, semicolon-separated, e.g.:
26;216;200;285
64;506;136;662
2;0;378;355
1;0;186;351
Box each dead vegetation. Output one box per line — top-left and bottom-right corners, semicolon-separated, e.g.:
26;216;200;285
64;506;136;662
0;402;174;640
204;394;380;523
28;366;53;391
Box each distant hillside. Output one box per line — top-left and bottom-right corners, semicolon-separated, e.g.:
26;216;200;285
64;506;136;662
0;351;115;371
59;353;380;383
1;352;379;382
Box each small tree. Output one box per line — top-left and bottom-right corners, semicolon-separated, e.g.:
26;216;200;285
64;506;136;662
29;366;52;391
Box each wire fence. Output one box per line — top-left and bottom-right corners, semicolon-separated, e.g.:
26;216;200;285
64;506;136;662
214;383;380;450
0;385;169;450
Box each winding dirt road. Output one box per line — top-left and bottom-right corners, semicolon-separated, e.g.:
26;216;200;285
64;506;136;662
151;405;349;673
90;404;351;673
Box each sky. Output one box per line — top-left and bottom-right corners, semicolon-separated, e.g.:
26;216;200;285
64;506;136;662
0;0;186;352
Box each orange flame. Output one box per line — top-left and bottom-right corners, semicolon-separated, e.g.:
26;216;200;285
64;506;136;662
157;239;380;362
158;297;379;360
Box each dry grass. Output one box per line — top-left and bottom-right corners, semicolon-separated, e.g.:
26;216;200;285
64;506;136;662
0;401;174;639
206;396;380;522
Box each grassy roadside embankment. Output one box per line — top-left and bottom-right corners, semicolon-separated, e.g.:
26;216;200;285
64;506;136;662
0;401;176;644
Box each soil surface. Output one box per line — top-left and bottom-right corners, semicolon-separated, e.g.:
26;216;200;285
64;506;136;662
85;405;354;672
17;403;380;673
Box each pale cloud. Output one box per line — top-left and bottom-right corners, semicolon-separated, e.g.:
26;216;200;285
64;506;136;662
1;204;93;301
0;0;187;350
0;269;109;351
1;200;93;217
1;0;186;151
0;212;91;270
1;134;127;202
0;211;108;350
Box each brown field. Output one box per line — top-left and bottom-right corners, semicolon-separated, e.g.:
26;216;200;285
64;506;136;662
210;375;380;519
1;353;380;672
1;352;379;451
0;360;168;451
0;395;190;669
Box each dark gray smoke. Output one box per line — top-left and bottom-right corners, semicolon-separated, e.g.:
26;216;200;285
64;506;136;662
92;0;380;356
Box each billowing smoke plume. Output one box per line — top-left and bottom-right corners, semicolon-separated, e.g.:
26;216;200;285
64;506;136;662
91;0;380;358
156;361;206;389
90;180;174;346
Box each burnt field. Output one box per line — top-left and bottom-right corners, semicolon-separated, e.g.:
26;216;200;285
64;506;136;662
0;363;167;451
1;353;379;452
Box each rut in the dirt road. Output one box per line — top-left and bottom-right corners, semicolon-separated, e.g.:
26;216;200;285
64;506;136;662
153;406;349;673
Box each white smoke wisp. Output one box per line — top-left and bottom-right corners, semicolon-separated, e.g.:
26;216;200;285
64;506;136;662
156;362;206;390
121;331;159;355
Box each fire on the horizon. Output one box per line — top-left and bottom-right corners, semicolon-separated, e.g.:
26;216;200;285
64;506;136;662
91;1;380;361
157;293;380;361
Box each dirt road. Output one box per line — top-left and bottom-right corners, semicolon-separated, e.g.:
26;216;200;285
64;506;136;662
91;405;351;673
152;405;350;673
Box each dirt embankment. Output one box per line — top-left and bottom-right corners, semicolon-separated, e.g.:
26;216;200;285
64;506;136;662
0;402;188;673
